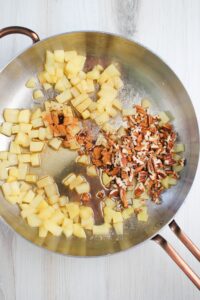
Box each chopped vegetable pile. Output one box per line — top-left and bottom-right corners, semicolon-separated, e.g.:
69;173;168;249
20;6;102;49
0;49;185;239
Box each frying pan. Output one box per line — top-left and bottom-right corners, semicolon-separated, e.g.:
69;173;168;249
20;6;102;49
0;26;199;289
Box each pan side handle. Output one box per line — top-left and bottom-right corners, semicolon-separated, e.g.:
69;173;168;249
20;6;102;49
152;219;200;290
0;26;40;43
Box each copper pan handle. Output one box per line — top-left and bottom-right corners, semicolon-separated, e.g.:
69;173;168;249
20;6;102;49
152;219;200;290
0;26;40;43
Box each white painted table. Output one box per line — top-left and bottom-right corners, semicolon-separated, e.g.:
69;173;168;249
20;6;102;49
0;1;200;299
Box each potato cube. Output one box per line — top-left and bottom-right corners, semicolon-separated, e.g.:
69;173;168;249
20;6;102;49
69;175;84;190
2;182;12;196
45;127;53;140
54;50;65;63
29;130;39;139
1;122;12;136
48;138;62;150
56;89;72;103
19;123;32;134
44;183;59;197
158;111;170;124
122;207;134;219
20;181;31;192
71;93;88;107
48;195;59;205
95;113;109;126
31;108;42;120
62;173;76;186
51;210;64;225
141;98;151;109
113;222;123;235
104;197;116;208
38;128;46;141
104;64;120;77
37;176;54;188
21;207;36;218
113;77;123;90
26;78;36;88
18;154;31;163
30;194;44;208
112;99;122;111
6;175;17;183
27;214;42;227
31;117;44;128
66;202;80;219
161;176;169;189
22;190;35;203
46;50;54;64
112;211;123;223
81;110;90;119
174;143;185;153
87;68;100;80
86;165;97;177
0;151;8;160
93;223;111;235
62;218;73;238
39;206;54;220
6;195;20;204
122;108;136;116
18;163;29;180
73;224;86;238
64;50;77;62
0;162;8;180
81;216;94;230
10;142;21;154
88;102;97;112
76;98;92;113
4;109;19;123
137;207;148;222
30;141;45;152
39;226;48;238
44;220;62;236
75;182;90;194
59;196;69;206
168;177;177;186
15;132;30;147
80;206;93;219
55;76;71;92
102;172;112;187
8;153;18;166
25;174;38;183
12;125;20;134
69;139;80;150
103;207;114;224
30;153;41;167
70;87;80;97
76;155;90;165
18;110;31;124
33;90;44;100
43;83;52;90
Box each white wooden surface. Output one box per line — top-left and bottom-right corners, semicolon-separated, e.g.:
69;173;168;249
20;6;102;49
0;0;200;299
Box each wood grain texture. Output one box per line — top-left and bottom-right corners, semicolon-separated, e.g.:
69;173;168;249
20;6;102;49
0;0;200;299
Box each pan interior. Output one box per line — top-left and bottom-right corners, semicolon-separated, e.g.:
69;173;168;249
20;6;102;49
0;32;199;256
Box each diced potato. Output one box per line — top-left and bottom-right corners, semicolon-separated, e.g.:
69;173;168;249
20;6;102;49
62;218;73;238
93;223;111;235
59;196;69;206
141;98;151;109
46;50;55;65
112;99;122;111
76;155;90;165
113;77;123;90
105;106;118;118
44;220;62;236
44;183;59;197
12;125;20;134
168;177;177;186
18;163;29;180
81;216;94;230
18;110;31;124
29;130;39;139
33;90;44;100
88;102;97;112
69;139;80;150
51;210;64;225
69;175;84;190
6;175;17;183
104;64;120;77
95;112;109;126
87;68;100;80
104;207;114;224
122;207;134;219
26;78;36;88
4;109;19;123
75;182;90;194
1;122;12;136
54;50;65;63
0;151;8;160
31;153;41;167
18;154;31;163
19;123;32;134
56;89;72;103
39;206;54;220
104;197;116;208
27;214;42;227
2;182;12;196
48;195;59;205
37;176;54;188
20;181;31;192
39;226;48;238
31;108;42;120
38;128;46;140
45;127;53;140
0;162;8;180
8;153;18;166
122;108;136;116
48;138;62;150
62;173;77;186
174;143;185;153
161;176;169;189
22;190;35;203
158;111;170;124
43;83;52;90
173;164;184;172
137;207;148;222
70;87;80;97
9;142;21;154
86;165;97;177
31;117;44;128
66;202;80;219
21;207;36;218
80;206;93;219
25;174;38;183
73;224;86;238
30;141;45;152
76;98;92;113
30;194;44;208
15;132;30;147
45;63;55;75
81;110;90;119
113;222;123;235
55;76;71;92
64;50;77;62
102;172;112;187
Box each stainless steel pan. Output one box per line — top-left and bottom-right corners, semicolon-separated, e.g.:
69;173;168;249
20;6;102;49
0;26;199;288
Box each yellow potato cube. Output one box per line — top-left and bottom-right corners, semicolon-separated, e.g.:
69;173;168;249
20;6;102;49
54;50;65;63
31;117;44;128
93;223;111;235
112;99;122;111
37;176;54;188
81;216;94;230
9;142;21;154
18;163;29;180
71;93;88;107
31;153;41;167
39;226;48;238
25;174;38;183
1;122;12;136
75;182;90;194
122;207;134;220
15;132;30;147
62;173;77;186
21;207;36;218
33;90;44;100
39;206;54;220
73;224;86;238
113;222;123;235
81;110;90;119
56;89;72;103
18;154;31;163
27;214;42;228
18;110;31;124
0;151;8;160
31;108;42;120
137;207;148;222
43;83;52;90
44;220;62;236
66;202;80;219
22;190;35;203
12;125;20;134
62;218;73;238
44;183;59;197
141;98;151;109
86;165;97;177
30;141;45;152
4;109;19;123
64;50;77;62
30;194;44;208
76;155;90;165
48;138;62;150
76;98;92;113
